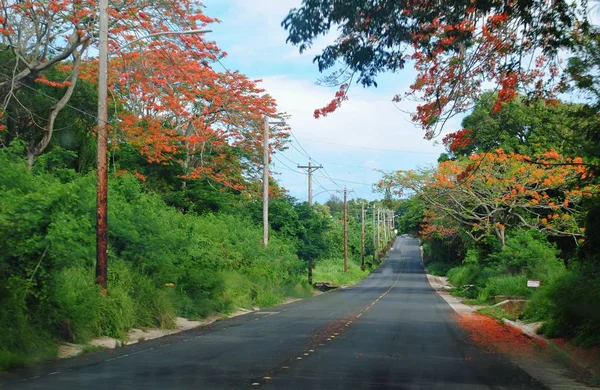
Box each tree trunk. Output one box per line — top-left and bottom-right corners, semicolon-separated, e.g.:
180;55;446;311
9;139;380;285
496;227;506;250
25;49;86;169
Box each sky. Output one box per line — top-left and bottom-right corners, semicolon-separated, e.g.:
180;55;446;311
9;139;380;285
201;0;463;202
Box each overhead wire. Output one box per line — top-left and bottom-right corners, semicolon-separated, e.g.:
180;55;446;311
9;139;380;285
294;136;442;155
272;155;306;175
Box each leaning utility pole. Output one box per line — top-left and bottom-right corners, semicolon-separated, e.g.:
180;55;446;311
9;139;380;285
297;161;323;206
361;201;365;270
263;115;269;246
343;187;348;273
96;0;109;293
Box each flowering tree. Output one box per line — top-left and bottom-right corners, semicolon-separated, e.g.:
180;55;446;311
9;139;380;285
379;149;597;248
283;0;587;137
0;1;288;193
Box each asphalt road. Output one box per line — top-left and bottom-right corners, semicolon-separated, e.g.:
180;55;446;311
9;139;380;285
1;237;546;389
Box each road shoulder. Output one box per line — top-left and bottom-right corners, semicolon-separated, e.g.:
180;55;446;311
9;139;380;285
425;272;599;389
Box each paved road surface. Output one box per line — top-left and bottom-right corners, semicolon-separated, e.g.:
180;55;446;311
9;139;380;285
1;237;545;389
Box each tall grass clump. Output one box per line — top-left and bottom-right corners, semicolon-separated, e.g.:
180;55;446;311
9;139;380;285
312;258;369;286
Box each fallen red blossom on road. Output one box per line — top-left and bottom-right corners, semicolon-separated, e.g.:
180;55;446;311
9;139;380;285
456;313;547;356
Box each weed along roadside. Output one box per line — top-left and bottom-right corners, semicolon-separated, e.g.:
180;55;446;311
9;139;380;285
312;236;397;290
48;238;398;363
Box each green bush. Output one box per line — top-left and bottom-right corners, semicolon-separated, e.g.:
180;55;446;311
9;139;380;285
477;274;530;302
0;149;315;370
489;230;564;277
0;278;57;370
426;261;453;276
447;264;485;288
524;267;600;347
312;258;370;286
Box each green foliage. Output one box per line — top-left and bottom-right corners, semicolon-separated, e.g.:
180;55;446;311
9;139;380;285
488;230;564;277
477;274;530;302
447;264;487;288
425;261;452;276
396;197;425;235
446;231;564;301
295;202;330;262
312;258;369;287
0;60;98;170
0;148;315;370
422;236;465;265
525;266;600;347
477;306;519;322
456;93;588;158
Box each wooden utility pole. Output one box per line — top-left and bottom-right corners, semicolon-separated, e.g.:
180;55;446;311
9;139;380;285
263;115;269;246
343;187;348;273
376;208;380;253
383;208;387;245
361;201;365;270
96;0;109;292
372;207;377;263
297;161;323;206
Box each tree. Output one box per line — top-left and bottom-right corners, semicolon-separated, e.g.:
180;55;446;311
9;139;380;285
1;58;97;171
283;0;587;137
102;50;289;192
325;194;343;215
295;202;330;263
396;197;425;235
1;1;289;192
0;0;214;164
442;93;589;159
380;149;598;248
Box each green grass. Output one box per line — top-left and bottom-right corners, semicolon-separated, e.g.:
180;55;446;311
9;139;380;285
425;261;453;276
477;274;530;303
477;306;519;321
312;258;371;286
221;271;312;310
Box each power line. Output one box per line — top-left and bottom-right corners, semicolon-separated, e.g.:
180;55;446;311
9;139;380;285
0;71;101;123
318;160;395;172
320;167;345;189
314;174;373;187
272;155;307;175
288;130;314;160
276;151;300;166
295;136;441;155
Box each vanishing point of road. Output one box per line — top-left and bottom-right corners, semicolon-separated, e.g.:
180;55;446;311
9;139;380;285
2;237;545;389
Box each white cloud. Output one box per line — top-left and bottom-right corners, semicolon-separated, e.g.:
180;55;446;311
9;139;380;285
257;75;455;155
362;160;378;169
201;0;464;199
204;0;304;65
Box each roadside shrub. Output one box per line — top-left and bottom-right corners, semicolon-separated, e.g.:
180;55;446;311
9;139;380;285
525;267;600;347
312;258;369;286
0;278;56;370
489;230;563;277
447;264;485;288
0;147;348;370
426;261;452;276
477;274;530;302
